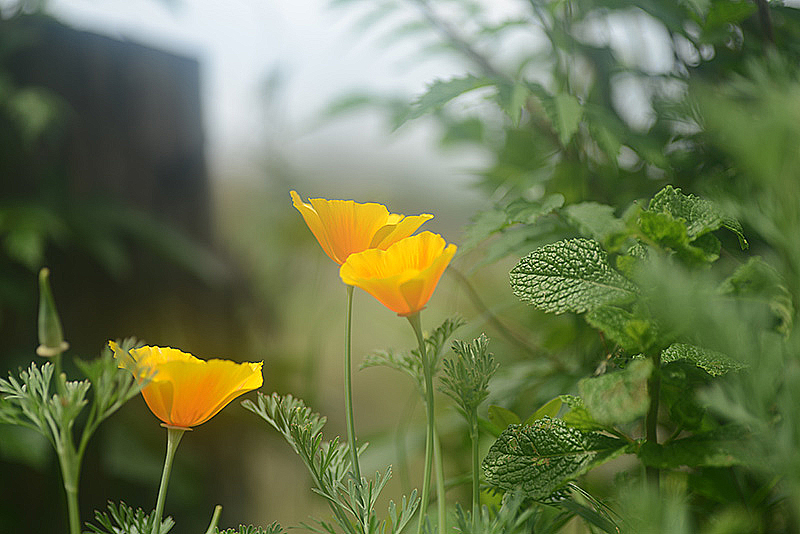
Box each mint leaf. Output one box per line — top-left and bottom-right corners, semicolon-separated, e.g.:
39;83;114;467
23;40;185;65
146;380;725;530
661;343;744;377
647;186;747;248
559;395;605;431
562;202;627;245
488;405;521;431
482;418;627;499
406;75;492;122
719;257;794;335
579;359;653;426
548;93;583;146
585;305;659;353
462;195;564;251
638;426;747;468
638;210;689;249
525;397;563;424
505;194;566;225
510;238;637;314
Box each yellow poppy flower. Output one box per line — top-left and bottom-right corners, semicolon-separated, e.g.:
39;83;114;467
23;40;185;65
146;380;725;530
340;231;457;316
109;341;263;428
290;190;433;264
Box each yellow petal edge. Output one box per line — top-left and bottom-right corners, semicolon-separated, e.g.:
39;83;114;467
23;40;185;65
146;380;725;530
290;190;433;264
110;341;263;428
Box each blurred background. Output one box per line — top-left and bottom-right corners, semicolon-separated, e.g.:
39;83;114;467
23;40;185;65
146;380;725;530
2;0;800;532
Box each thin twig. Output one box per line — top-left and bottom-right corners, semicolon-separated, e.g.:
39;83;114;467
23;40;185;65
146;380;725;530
755;0;774;45
449;267;568;370
409;0;509;81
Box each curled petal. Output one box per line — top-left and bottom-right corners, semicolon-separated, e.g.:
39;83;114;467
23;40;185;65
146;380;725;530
291;190;432;264
110;342;263;428
340;231;457;316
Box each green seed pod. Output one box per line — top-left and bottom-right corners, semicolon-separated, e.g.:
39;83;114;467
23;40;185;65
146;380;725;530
36;267;69;357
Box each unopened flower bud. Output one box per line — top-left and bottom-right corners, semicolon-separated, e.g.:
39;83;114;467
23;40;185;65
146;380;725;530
36;268;69;357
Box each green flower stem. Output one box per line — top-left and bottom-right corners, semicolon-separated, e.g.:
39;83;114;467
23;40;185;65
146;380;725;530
470;412;480;530
433;428;447;534
408;312;435;534
344;285;363;484
204;505;223;534
57;439;81;534
152;426;187;534
645;351;662;488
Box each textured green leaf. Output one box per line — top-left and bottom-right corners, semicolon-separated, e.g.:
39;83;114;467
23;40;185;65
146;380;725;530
718;257;794;335
661;343;744;377
510;238;637;314
488;405;521;430
689;232;722;263
559;395;604;431
579;359;653;426
482;418;627;499
638;210;689;248
562;202;627;245
647;186;747;248
638;426;746;468
585;306;658;353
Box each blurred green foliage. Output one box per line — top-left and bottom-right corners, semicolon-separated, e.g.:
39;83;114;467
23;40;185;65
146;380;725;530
328;0;800;531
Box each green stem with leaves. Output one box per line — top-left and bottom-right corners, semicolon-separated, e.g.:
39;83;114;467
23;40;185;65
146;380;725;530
645;352;661;488
408;312;436;534
45;366;81;534
344;285;363;485
152;426;187;534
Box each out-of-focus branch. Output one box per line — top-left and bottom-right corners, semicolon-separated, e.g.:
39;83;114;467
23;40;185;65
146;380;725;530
409;0;509;81
755;0;774;45
450;267;568;371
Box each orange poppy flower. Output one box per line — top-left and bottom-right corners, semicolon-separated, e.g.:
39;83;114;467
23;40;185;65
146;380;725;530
290;190;433;265
109;341;263;428
339;231;457;316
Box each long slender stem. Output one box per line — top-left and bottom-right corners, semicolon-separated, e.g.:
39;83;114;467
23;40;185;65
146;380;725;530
204;505;223;534
344;285;363;485
433;430;446;534
54;421;81;534
58;442;81;534
152;426;187;534
408;312;435;534
645;352;661;488
470;413;480;531
66;485;80;534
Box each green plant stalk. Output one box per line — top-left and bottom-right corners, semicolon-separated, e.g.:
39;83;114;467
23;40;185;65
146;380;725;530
470;412;480;530
44;393;81;534
645;352;661;488
344;285;363;485
408;312;435;534
204;505;223;534
56;438;81;534
433;429;446;534
152;426;187;534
